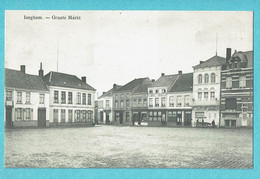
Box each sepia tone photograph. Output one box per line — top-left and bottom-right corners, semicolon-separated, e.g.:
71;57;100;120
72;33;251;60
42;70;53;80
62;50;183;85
4;10;253;168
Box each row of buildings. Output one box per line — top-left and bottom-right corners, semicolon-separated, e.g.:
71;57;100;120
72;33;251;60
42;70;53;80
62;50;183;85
5;63;96;128
97;48;253;128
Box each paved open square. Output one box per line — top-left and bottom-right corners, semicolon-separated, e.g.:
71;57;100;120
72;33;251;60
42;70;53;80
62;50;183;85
5;126;253;168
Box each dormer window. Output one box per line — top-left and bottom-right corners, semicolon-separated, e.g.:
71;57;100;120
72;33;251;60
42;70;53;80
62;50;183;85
162;89;166;93
149;90;153;94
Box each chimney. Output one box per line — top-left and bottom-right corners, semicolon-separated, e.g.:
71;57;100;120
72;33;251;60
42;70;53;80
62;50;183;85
226;48;232;64
161;73;165;77
20;65;25;73
151;79;155;82
38;62;44;77
200;61;204;64
81;76;86;83
178;70;182;75
113;83;117;91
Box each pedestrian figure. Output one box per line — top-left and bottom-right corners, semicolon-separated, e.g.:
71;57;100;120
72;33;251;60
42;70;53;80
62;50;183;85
196;119;199;127
212;120;215;128
132;117;135;126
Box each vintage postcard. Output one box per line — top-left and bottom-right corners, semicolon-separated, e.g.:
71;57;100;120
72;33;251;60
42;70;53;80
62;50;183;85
4;10;253;168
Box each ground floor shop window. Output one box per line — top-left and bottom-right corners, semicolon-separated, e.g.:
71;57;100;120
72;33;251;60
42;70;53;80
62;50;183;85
16;108;22;121
82;110;87;122
149;111;165;121
115;112;120;122
177;111;182;125
225;120;236;127
61;109;66;122
75;110;80;122
126;112;130;122
25;108;32;120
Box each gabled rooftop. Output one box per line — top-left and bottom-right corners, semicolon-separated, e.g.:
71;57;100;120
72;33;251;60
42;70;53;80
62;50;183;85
98;84;122;99
5;68;49;91
169;73;193;92
150;74;179;90
229;50;253;68
43;71;95;91
193;55;226;69
116;77;151;92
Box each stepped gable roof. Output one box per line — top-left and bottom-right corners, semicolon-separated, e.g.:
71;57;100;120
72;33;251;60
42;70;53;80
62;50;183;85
194;55;226;69
150;74;179;90
43;71;95;91
169;73;193;92
230;50;253;68
116;77;150;92
98;85;122;99
5;68;48;91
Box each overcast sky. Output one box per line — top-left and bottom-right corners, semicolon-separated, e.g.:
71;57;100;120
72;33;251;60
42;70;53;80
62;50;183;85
5;11;253;97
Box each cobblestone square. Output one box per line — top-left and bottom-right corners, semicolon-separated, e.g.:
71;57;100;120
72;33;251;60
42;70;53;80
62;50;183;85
5;126;253;168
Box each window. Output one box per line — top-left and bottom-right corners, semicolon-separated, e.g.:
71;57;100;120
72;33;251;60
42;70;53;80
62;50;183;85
226;77;232;89
16;108;22;121
77;93;81;104
204;92;208;100
225;98;237;110
6;91;12;101
25;108;31;120
169;96;174;106
211;73;216;83
155;90;159;94
198;92;202;101
53;109;58;123
204;74;209;83
143;99;147;107
115;94;118;99
54;91;59;103
82;110;87;122
149;90;153;94
198;74;203;84
184;95;190;106
61;109;66;122
68;109;73;122
210;92;215;100
239;76;246;88
162;89;166;93
25;92;30;103
149;98;153;107
68;92;72;104
39;94;45;104
17;92;22;103
133;99;137;107
138;99;142;106
121;94;124;98
75;110;80;122
155;98;159;107
115;100;118;108
177;96;182;107
161;97;166;107
88;94;92;105
106;100;110;108
82;93;86;105
61;91;66;104
120;100;124;108
126;100;129;108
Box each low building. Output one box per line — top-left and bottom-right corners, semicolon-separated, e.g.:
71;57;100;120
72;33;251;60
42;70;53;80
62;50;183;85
191;53;227;127
113;77;152;125
97;84;121;124
43;71;96;126
220;49;253;127
166;72;193;127
5;64;49;128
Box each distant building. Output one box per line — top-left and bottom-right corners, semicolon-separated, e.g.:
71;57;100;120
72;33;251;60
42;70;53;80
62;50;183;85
5;64;49;128
113;78;152;125
220;49;253;127
43;71;96;126
97;84;122;124
166;72;193;127
192;53;227;127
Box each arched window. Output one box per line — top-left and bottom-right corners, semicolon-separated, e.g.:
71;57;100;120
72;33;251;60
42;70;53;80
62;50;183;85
198;74;203;84
204;74;209;83
211;73;216;83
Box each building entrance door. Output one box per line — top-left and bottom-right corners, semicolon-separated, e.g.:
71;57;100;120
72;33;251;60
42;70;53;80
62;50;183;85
38;108;46;127
184;111;192;126
105;113;110;124
119;112;123;124
6;107;12;128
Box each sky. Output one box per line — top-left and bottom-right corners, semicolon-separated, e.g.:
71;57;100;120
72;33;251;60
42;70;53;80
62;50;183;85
5;11;253;97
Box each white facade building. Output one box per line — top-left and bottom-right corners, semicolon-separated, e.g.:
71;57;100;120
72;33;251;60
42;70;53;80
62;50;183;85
192;55;226;126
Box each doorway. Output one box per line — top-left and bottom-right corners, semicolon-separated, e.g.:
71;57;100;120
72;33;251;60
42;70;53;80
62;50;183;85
38;108;46;127
5;107;12;128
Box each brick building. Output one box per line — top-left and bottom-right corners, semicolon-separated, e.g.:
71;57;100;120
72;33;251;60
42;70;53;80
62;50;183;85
220;49;253;127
